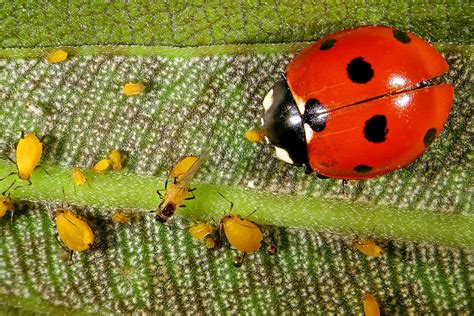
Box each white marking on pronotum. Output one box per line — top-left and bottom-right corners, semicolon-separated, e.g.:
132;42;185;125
262;89;274;112
274;146;294;164
304;123;313;143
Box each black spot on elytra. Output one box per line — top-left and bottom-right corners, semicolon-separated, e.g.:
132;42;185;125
393;29;411;44
364;115;388;143
423;128;437;147
354;165;372;174
320;39;336;50
303;99;328;132
347;57;374;84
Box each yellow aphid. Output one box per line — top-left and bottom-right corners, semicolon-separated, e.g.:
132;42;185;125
91;159;111;174
72;167;86;186
205;238;216;249
170;156;199;178
108;149;122;171
221;215;263;253
363;293;380;316
122;83;145;96
0;195;14;218
189;223;215;240
156;152;209;223
352;237;384;257
46;49;68;63
16;133;43;181
245;129;266;142
55;209;94;252
112;211;131;224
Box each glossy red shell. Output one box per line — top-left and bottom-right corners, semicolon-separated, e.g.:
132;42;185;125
286;25;453;179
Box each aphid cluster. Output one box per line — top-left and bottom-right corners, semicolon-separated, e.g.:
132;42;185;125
4;26;449;312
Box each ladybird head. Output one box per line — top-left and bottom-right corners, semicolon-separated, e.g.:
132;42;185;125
262;78;310;169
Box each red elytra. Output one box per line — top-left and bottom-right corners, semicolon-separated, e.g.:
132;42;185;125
262;25;454;179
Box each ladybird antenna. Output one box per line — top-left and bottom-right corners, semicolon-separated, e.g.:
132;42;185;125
217;192;233;213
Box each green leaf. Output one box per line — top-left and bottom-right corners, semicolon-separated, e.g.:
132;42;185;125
0;2;472;314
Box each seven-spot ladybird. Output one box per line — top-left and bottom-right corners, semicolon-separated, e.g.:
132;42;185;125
71;167;87;186
46;49;68;63
352;237;384;257
55;209;94;253
156;152;208;223
0;194;14;218
262;25;453;179
363;293;380;316
122;83;145;96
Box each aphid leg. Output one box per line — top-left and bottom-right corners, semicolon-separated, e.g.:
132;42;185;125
245;208;258;218
85;178;92;188
37;165;50;176
156;189;165;198
20;130;25;139
173;176;178;185
277;71;287;81
67;251;74;266
4;155;16;165
217;192;234;212
1;178;16;195
0;171;16;182
233;252;247;268
184;189;196;201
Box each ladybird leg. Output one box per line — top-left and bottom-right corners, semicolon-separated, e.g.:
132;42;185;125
303;164;313;175
341;179;348;195
277;71;287;81
217;192;234;212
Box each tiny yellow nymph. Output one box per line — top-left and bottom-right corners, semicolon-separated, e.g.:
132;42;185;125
352;237;384;257
0;195;14;218
91;159;111;174
363;293;380;316
46;49;68;63
245;129;266;142
112;211;132;224
108;149;122;171
122;83;145;96
71;167;86;186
